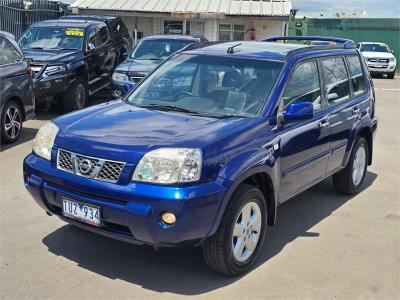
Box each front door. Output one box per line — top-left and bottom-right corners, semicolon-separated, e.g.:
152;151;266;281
278;60;330;199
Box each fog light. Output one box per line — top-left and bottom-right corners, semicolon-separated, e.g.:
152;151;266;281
161;212;176;225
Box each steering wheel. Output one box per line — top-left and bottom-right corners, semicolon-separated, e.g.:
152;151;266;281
174;91;195;100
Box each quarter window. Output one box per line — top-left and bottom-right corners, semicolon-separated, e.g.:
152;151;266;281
347;55;366;96
282;61;322;111
0;37;22;65
322;57;351;104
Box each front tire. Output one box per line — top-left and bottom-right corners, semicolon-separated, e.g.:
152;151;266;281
332;137;368;195
1;100;23;144
62;78;88;112
202;184;267;276
387;71;395;79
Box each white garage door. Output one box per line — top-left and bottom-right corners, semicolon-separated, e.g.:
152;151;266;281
255;21;284;40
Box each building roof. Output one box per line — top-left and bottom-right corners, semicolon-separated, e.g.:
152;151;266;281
71;0;292;17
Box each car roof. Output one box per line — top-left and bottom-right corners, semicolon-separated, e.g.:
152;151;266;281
142;35;201;42
0;30;15;40
61;15;119;22
30;19;104;28
184;40;359;61
184;41;309;61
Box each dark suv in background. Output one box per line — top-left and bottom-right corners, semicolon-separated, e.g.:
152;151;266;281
0;31;35;144
18;16;131;112
112;35;207;97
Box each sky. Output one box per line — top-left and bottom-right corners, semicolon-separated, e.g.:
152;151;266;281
292;0;400;18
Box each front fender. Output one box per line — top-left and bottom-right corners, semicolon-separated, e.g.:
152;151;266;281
204;143;280;240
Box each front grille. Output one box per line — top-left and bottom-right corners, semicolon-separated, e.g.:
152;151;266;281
129;76;144;83
368;58;389;63
57;149;125;183
58;150;73;172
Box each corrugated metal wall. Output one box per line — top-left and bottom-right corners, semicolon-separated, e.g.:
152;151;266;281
288;18;400;70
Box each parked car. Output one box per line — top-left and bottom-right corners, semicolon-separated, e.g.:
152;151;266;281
357;42;397;79
0;31;35;144
24;36;377;276
18;17;131;112
111;35;207;97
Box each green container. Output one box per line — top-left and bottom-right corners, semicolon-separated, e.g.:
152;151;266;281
288;18;400;72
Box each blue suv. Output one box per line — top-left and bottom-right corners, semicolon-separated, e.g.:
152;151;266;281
24;36;377;276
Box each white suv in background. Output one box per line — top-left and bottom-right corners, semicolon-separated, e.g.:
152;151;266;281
357;42;397;79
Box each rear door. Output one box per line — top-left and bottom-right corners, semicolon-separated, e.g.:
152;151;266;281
322;55;367;174
279;59;331;199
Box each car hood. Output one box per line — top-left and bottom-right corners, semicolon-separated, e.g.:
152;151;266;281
115;59;162;73
53;100;250;163
22;48;83;64
361;51;395;59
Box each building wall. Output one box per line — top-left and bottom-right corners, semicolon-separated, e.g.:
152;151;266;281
77;9;286;42
288;18;400;68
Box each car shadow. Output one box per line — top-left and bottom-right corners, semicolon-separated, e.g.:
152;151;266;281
0;127;38;152
42;171;377;295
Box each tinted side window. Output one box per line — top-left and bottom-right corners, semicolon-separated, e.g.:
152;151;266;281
87;25;109;49
98;24;109;45
347;55;366;96
0;37;23;65
283;60;322;111
322;57;351;104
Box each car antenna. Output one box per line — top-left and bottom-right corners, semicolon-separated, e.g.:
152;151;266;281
227;43;242;54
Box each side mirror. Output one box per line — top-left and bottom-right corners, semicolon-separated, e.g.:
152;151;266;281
87;43;95;51
280;102;314;124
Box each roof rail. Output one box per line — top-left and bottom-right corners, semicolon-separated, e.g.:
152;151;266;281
263;36;356;49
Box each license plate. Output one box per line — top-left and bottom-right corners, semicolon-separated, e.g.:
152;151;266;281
62;198;101;227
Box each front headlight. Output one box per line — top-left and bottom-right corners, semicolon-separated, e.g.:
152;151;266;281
389;57;396;62
42;65;67;78
132;148;202;184
112;72;129;83
32;121;59;160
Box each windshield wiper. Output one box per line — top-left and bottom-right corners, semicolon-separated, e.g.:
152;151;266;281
136;104;201;115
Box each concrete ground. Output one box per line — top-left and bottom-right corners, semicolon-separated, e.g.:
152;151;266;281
0;78;399;300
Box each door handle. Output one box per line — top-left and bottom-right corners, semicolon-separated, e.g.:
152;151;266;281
318;119;330;128
352;106;360;115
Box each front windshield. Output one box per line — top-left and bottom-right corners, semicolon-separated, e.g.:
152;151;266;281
131;39;194;60
19;27;85;50
126;54;283;117
360;44;390;53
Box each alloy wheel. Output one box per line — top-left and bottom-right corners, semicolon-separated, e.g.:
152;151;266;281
352;146;366;186
4;105;21;140
232;201;262;262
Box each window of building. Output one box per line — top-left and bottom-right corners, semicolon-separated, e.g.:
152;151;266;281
218;23;246;41
322;57;351;104
347;55;366;96
163;20;204;36
282;60;322;110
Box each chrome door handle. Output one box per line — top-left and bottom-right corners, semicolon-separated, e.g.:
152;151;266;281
352;106;360;115
319;119;330;128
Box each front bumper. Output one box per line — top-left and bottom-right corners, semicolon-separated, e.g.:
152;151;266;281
23;153;230;247
111;80;137;98
33;74;70;102
367;62;396;74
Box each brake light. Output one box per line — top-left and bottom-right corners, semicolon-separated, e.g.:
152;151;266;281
27;66;33;77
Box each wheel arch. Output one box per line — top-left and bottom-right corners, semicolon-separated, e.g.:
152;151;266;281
357;126;373;165
206;166;278;242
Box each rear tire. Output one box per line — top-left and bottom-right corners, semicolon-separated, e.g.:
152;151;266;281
202;184;267;276
62;77;88;112
1;100;23;144
332;137;368;195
